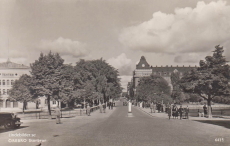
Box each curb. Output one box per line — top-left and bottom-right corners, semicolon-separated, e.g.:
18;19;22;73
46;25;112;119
135;106;168;119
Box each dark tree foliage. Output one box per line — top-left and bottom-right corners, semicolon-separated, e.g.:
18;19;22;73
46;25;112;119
170;70;185;103
74;59;122;104
135;74;172;103
180;45;230;118
59;64;76;108
9;74;33;113
30;52;64;116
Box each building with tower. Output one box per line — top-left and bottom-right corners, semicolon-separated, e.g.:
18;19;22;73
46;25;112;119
130;56;196;95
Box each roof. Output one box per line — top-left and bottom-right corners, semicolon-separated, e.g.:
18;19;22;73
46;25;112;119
0;60;30;69
136;56;151;69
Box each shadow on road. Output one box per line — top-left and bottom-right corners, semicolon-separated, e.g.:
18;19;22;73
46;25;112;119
0;126;28;133
195;120;230;129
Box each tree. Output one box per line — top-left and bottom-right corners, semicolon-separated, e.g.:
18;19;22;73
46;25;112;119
170;69;186;103
74;59;122;104
9;74;33;113
30;52;64;116
58;64;75;108
135;74;171;103
180;45;230;118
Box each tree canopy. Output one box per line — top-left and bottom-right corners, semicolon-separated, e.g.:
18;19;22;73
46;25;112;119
9;74;33;112
180;45;230;118
30;52;64;115
135;74;172;103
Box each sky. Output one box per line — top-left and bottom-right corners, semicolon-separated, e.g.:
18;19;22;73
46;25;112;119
1;0;230;91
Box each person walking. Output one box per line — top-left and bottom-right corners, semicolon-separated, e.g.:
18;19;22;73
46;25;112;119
86;104;91;116
150;102;153;113
55;106;61;124
178;105;184;120
185;105;189;119
103;103;106;113
203;104;207;117
168;105;172;120
108;102;111;110
99;103;103;113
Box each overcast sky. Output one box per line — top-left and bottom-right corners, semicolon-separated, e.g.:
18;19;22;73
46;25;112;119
1;0;230;91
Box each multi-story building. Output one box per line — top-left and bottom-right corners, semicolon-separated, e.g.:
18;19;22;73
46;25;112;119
0;59;58;110
132;56;196;93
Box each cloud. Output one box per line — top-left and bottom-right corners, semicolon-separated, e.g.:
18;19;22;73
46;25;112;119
174;53;208;63
119;0;230;54
39;37;88;58
119;75;133;92
107;53;133;75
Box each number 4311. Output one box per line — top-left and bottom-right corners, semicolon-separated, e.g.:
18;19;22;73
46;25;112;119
215;138;224;142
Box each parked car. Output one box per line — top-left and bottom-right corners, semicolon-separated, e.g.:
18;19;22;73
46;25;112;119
0;112;22;129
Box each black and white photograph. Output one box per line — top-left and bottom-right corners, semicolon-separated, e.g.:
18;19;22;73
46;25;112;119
1;0;230;145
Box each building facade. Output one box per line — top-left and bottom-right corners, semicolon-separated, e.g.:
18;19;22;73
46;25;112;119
131;56;196;94
0;59;58;110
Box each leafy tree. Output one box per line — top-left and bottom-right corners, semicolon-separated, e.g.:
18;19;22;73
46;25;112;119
170;69;185;103
9;74;33;113
58;64;75;108
135;74;171;103
30;52;64;116
74;59;122;104
180;45;230;118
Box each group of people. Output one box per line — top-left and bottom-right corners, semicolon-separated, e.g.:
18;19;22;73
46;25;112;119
168;104;189;120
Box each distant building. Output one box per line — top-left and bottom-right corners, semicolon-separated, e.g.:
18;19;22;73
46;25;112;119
0;59;58;110
132;56;196;93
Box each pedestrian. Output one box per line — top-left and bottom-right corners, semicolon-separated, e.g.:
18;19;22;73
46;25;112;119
168;105;172;120
185;105;189;119
99;103;103;113
178;105;183;120
150;102;153;113
86;104;91;116
55;106;61;124
172;104;178;119
103;103;106;113
108;102;111;110
203;104;207;117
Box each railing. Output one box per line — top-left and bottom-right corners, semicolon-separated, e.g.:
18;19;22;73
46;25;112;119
17;105;100;120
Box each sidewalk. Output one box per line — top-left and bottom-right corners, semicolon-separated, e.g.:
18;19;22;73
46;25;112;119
21;106;116;123
135;106;230;121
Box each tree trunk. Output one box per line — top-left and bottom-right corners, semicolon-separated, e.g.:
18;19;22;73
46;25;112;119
47;96;52;118
23;101;25;113
207;97;212;118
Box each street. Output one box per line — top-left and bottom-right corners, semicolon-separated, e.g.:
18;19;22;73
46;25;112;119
1;101;230;146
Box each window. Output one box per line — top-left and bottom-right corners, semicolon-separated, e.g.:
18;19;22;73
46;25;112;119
0;80;1;85
7;80;9;85
45;99;47;104
11;80;14;85
3;80;5;85
53;101;56;104
7;89;9;95
3;89;5;95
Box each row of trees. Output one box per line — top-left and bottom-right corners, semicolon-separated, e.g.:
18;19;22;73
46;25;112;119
9;52;122;115
133;45;230;118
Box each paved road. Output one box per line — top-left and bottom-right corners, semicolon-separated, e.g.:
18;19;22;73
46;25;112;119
1;101;230;146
